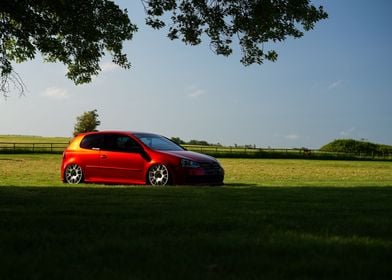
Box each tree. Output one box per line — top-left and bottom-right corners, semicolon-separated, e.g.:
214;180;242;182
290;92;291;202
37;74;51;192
171;137;186;145
1;0;327;97
1;0;137;96
73;109;101;136
142;0;328;65
320;139;392;156
188;139;210;146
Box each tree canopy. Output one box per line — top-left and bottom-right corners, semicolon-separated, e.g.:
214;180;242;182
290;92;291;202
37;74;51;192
1;0;327;96
73;109;101;136
1;0;137;96
142;0;327;65
320;139;392;156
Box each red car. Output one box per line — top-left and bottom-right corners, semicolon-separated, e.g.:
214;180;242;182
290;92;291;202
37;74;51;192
61;131;224;186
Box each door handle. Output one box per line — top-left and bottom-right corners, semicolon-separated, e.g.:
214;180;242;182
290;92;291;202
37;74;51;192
100;154;108;159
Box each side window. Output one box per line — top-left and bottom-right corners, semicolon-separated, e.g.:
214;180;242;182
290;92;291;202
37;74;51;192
80;134;103;150
103;134;141;153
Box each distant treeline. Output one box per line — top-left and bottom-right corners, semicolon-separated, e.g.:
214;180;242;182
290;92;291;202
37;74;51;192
320;139;392;155
170;137;221;147
170;137;259;148
172;137;392;155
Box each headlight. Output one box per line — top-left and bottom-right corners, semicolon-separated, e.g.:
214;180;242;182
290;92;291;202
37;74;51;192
181;159;200;168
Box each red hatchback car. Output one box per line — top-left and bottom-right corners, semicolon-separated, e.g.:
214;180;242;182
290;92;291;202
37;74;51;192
61;131;224;186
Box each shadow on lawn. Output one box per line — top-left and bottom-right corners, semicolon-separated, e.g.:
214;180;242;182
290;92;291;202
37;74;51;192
223;183;258;187
1;186;392;280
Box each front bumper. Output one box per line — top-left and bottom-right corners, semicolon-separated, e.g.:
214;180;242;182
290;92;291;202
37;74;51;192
174;163;224;185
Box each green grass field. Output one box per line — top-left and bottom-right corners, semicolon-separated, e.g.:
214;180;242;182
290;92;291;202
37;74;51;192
0;135;71;143
1;154;392;187
1;154;392;279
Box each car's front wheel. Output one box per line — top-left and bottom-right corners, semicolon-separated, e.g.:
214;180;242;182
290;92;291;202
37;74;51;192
148;164;170;186
64;164;84;184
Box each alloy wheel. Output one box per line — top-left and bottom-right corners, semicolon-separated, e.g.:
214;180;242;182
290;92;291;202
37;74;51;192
148;164;169;186
64;164;83;184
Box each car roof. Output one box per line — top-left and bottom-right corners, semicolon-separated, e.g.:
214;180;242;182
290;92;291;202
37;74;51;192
78;131;159;136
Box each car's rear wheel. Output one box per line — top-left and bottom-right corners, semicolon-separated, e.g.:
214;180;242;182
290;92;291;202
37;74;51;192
64;164;84;184
148;164;170;186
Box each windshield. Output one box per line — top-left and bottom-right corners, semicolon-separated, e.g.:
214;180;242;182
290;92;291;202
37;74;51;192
133;133;185;151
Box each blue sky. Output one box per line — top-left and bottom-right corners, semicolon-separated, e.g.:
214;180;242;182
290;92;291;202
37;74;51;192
1;0;391;149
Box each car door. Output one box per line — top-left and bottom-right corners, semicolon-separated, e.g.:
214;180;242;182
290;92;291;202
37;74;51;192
99;134;146;183
78;133;104;181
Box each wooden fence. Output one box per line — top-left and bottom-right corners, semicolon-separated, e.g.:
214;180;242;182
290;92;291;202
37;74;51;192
183;145;392;160
0;142;391;160
0;142;68;153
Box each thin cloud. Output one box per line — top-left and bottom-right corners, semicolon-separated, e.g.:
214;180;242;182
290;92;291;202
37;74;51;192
328;80;343;89
188;89;206;98
285;134;300;140
41;87;70;100
186;86;207;99
340;127;356;137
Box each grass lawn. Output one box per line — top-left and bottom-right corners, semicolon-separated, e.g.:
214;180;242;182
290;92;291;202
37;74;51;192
1;154;392;279
1;154;392;187
0;135;70;143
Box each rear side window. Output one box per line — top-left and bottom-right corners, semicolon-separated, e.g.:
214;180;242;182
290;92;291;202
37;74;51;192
102;134;141;152
80;134;104;149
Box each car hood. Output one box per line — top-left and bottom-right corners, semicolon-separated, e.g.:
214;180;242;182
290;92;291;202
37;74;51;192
161;150;218;162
